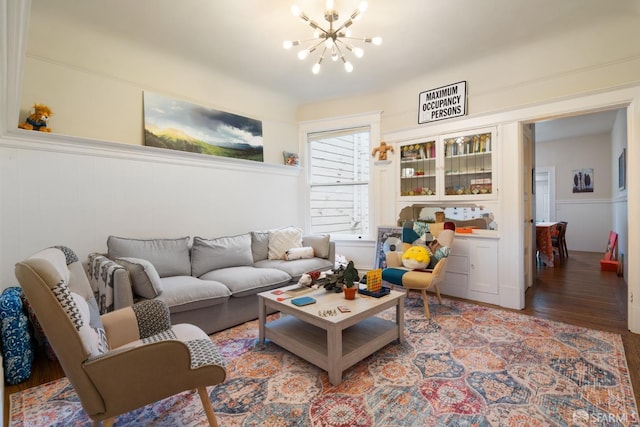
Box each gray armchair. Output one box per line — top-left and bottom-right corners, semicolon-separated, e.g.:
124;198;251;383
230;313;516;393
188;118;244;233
15;246;226;427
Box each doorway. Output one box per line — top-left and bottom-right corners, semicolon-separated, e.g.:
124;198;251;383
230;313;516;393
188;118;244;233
523;107;628;320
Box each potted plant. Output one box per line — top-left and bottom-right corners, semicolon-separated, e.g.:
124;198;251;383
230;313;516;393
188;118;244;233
342;261;359;300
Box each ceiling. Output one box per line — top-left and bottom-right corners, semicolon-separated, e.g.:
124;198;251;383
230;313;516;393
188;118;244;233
30;0;638;106
29;0;634;141
535;109;622;143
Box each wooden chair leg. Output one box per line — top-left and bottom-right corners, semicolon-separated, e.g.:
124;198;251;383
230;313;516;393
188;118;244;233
198;387;219;427
420;289;431;319
433;283;443;304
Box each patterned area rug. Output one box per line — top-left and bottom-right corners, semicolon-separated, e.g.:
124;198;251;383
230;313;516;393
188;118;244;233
10;294;639;426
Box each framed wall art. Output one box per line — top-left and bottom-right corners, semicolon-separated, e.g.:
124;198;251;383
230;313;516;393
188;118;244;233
143;91;264;162
571;168;594;193
618;148;626;190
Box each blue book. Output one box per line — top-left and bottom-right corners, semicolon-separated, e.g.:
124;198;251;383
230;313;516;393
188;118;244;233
291;296;316;306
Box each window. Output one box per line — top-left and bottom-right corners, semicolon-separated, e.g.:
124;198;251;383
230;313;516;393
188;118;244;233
307;126;371;238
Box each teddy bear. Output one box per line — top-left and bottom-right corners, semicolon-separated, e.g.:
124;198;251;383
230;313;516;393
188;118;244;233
371;141;394;161
18;104;53;132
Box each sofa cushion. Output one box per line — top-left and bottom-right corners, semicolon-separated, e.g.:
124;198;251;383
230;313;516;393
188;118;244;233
155;276;231;314
303;234;330;259
200;266;291;298
268;227;303;260
251;231;270;262
116;257;163;299
107;236;191;278
255;257;334;282
191;234;253;277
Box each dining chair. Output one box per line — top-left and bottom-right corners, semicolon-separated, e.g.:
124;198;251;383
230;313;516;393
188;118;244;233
552;221;568;259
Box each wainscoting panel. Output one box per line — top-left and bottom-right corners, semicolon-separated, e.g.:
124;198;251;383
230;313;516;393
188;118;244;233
0;135;302;285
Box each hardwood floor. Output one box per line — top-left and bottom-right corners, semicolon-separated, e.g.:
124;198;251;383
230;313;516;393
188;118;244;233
4;250;639;425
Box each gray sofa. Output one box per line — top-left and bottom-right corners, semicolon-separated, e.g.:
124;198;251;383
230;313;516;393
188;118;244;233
87;229;334;334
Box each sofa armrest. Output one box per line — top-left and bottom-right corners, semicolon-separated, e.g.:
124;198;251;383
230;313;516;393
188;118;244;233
87;254;134;314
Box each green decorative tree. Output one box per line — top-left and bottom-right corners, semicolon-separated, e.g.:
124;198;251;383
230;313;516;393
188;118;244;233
342;261;359;288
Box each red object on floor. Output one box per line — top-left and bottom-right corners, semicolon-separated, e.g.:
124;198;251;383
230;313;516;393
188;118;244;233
600;259;618;272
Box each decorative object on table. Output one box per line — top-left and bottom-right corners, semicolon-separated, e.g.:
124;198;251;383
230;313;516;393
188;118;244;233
282;0;382;74
18;103;53;132
342;260;359;300
143;91;264;162
371;141;394;161
366;269;382;292
315;265;345;292
571;168;594;193
283;151;300;166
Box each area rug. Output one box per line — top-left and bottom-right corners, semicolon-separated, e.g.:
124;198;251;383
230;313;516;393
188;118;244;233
10;294;639;426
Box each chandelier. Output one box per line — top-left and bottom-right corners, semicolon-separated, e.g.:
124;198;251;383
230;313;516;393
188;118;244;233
283;0;382;74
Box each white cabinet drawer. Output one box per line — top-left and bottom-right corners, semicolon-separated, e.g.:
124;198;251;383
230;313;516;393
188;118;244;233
446;255;468;274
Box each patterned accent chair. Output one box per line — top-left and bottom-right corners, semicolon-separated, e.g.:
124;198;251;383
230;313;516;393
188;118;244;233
382;222;455;319
15;246;226;427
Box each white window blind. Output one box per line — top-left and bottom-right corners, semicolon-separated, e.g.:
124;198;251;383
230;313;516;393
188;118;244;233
308;126;370;237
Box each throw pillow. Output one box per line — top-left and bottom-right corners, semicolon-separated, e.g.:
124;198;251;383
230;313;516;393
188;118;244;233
303;234;330;259
116;257;163;299
401;246;431;270
107;236;191;277
268;227;303;260
251;231;270;262
191;234;253;277
284;246;315;261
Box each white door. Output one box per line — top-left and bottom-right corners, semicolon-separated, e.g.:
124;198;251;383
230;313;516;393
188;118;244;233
535;167;555;222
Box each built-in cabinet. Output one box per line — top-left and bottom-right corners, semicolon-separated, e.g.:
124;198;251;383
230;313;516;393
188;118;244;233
438;235;499;304
386;126;500;305
397;127;496;201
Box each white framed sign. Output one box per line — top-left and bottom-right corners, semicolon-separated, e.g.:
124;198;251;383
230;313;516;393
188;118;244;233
418;81;467;124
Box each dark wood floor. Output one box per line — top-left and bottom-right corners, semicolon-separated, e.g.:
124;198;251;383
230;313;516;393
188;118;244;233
4;250;639;425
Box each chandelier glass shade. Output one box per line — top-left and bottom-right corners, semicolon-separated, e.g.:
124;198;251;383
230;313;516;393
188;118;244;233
283;0;382;74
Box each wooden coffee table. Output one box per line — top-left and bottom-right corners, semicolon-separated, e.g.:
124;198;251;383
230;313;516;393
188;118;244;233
258;286;405;385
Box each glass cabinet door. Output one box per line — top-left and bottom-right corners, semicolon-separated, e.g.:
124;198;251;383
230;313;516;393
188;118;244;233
443;131;493;196
400;140;437;197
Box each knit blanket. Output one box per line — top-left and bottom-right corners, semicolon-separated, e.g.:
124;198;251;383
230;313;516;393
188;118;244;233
86;253;123;314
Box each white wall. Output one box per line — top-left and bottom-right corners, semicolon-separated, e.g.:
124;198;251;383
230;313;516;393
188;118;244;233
536;133;613;252
0;0;305;287
0;134;303;286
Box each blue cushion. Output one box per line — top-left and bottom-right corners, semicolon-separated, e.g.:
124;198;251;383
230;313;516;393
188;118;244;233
382;268;407;286
0;287;34;384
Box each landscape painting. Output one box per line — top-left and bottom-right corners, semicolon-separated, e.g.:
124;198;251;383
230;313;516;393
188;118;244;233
143;92;263;162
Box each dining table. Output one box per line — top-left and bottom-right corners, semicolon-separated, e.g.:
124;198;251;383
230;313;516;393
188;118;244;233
536;221;558;267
